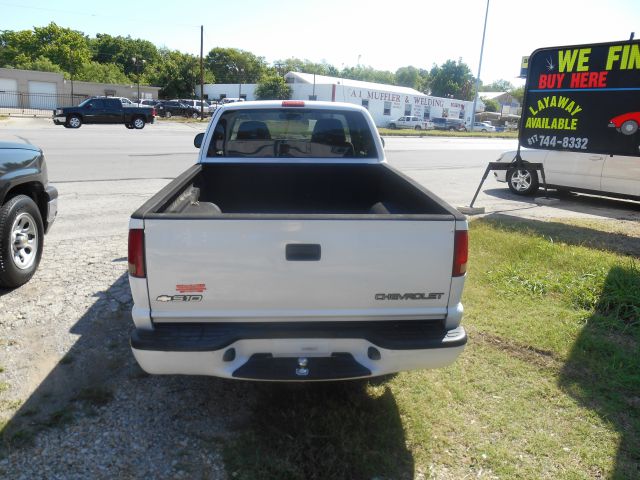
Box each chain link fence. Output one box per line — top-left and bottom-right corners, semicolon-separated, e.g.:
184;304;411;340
0;92;89;117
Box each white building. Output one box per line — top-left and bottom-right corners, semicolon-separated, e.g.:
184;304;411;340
201;72;476;128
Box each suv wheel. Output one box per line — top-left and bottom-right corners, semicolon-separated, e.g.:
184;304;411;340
414;125;422;130
68;115;82;129
0;195;44;288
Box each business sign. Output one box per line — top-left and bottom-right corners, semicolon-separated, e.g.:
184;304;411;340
520;56;529;78
520;40;640;156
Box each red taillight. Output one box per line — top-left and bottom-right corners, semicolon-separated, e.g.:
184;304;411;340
453;230;468;277
128;229;145;278
282;100;305;107
151;108;156;117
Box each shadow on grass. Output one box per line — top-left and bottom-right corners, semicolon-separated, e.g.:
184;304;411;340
224;379;413;480
559;265;640;479
482;213;640;257
476;215;639;477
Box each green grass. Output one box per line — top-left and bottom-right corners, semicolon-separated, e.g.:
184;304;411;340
378;128;518;138
222;217;639;480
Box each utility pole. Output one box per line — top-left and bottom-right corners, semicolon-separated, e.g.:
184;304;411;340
470;0;490;130
200;25;204;119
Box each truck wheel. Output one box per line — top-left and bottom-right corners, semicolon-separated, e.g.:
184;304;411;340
620;120;638;135
0;195;44;288
125;123;134;129
68;115;82;129
191;112;199;119
507;167;539;195
414;125;422;130
133;117;146;129
165;111;172;118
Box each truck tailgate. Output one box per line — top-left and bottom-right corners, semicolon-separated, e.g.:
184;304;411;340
144;218;456;322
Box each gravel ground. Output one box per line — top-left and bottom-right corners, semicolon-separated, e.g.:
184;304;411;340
0;194;248;479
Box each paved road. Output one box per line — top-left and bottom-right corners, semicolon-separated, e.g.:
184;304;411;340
2;118;638;228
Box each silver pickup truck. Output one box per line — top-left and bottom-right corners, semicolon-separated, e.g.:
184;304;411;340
127;101;468;381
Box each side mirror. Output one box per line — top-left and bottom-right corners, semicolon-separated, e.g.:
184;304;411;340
194;132;204;149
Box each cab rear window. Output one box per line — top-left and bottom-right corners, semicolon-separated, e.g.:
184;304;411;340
207;109;378;158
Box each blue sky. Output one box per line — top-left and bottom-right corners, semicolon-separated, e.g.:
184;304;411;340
2;0;639;85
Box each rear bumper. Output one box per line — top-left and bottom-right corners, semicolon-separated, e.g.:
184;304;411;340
130;321;467;381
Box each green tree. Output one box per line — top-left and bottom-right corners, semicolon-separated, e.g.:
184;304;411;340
482;98;500;112
339;65;395;85
272;57;338;77
510;86;525;104
74;61;130;84
481;79;515;92
91;34;159;77
255;75;291;100
32;23;91;74
429;59;474;100
11;55;64;74
146;49;213;98
205;48;266;84
395;66;422;90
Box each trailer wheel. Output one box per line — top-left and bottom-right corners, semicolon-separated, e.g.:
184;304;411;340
507;167;539;195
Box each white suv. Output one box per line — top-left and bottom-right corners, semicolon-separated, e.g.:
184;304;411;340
494;148;640;200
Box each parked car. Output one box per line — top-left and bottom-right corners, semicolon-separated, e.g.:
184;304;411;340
127;100;468;381
472;121;496;132
137;99;161;108
494;148;640;199
179;99;213;116
155;100;199;118
432;117;467;131
0;142;57;287
52;97;155;129
387;116;433;130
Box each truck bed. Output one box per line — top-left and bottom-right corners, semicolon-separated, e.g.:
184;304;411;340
133;162;458;218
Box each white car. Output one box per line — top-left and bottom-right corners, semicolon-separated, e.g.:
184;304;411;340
472;122;496;132
178;99;214;115
388;116;433;130
494;148;640;199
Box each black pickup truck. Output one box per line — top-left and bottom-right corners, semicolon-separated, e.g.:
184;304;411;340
52;97;156;129
0;142;57;287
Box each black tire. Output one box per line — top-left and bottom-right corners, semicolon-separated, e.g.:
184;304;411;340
415;125;421;130
0;195;44;288
165;111;172;119
191;111;199;119
448;126;456;131
389;123;396;129
481;128;487;132
125;123;134;129
67;115;82;129
507;167;539;195
133;117;145;130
